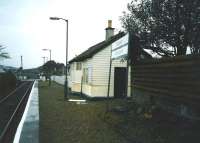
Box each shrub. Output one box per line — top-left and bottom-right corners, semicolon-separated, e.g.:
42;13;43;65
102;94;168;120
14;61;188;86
0;71;17;97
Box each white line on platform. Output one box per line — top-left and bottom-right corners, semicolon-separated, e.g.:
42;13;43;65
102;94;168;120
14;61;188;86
68;99;86;102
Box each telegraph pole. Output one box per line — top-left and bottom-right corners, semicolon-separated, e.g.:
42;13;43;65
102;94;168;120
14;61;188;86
20;55;23;80
21;55;23;69
42;56;46;64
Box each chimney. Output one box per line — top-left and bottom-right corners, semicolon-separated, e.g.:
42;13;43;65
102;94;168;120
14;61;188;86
105;20;114;40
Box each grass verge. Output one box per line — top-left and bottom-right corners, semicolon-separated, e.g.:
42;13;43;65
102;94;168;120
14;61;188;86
39;81;127;143
39;81;200;143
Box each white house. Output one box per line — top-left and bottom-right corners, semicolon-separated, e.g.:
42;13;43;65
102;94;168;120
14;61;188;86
68;20;133;98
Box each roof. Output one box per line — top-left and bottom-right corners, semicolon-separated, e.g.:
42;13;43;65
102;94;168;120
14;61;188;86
69;32;125;63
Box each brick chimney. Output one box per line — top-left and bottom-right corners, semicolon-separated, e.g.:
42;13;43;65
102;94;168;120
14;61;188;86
105;20;114;40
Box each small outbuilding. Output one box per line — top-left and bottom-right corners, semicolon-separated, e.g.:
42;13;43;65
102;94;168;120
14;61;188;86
68;21;132;98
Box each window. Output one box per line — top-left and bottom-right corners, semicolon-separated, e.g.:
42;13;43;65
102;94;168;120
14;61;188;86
68;65;70;76
83;68;88;83
76;62;82;70
83;67;92;84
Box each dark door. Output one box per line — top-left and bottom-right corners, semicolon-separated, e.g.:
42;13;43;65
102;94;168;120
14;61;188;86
114;67;127;98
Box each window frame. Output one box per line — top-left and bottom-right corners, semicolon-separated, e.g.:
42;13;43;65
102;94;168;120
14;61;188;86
76;62;82;71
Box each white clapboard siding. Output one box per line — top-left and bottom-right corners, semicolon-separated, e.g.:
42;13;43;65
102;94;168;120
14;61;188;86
91;45;129;86
92;45;112;85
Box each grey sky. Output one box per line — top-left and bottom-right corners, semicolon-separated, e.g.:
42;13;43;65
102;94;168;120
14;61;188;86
0;0;130;69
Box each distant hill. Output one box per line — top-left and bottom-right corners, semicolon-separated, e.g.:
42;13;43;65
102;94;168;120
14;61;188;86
0;65;18;71
23;67;40;73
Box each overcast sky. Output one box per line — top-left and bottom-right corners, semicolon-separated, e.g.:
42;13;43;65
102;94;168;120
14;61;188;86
0;0;131;69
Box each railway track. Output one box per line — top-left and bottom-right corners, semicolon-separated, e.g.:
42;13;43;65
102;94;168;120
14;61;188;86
0;81;27;102
0;80;34;143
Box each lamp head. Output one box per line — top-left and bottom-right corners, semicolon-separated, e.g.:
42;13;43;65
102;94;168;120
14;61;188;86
49;17;60;20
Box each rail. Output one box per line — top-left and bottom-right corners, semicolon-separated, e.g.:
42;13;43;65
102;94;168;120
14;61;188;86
0;81;34;143
0;81;28;104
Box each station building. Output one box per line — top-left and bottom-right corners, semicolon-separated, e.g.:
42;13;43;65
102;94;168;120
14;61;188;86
68;20;131;98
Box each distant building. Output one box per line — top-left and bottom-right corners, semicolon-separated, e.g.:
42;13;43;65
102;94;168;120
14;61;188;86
68;21;131;98
0;68;5;73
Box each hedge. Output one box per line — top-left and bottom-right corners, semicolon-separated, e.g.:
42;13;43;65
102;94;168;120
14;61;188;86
0;72;17;97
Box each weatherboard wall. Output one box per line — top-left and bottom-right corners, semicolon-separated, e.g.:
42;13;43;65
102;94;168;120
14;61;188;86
89;44;131;97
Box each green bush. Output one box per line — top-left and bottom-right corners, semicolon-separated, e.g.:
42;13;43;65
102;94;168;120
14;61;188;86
0;72;17;97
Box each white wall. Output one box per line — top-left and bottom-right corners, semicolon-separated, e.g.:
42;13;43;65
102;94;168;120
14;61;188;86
40;76;46;81
51;75;65;85
92;45;111;85
92;45;131;97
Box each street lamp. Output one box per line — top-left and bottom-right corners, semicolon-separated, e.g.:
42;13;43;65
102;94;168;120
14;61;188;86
49;16;68;100
42;48;51;61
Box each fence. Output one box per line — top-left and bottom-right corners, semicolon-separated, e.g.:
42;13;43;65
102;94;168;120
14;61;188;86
131;54;200;107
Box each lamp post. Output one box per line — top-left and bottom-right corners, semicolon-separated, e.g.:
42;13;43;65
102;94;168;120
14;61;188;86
42;49;51;61
49;16;68;100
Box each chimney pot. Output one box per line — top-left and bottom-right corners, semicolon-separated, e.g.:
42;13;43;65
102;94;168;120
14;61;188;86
105;20;114;40
108;20;112;28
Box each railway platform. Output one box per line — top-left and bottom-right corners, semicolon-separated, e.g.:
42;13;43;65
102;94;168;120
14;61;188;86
13;81;39;143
